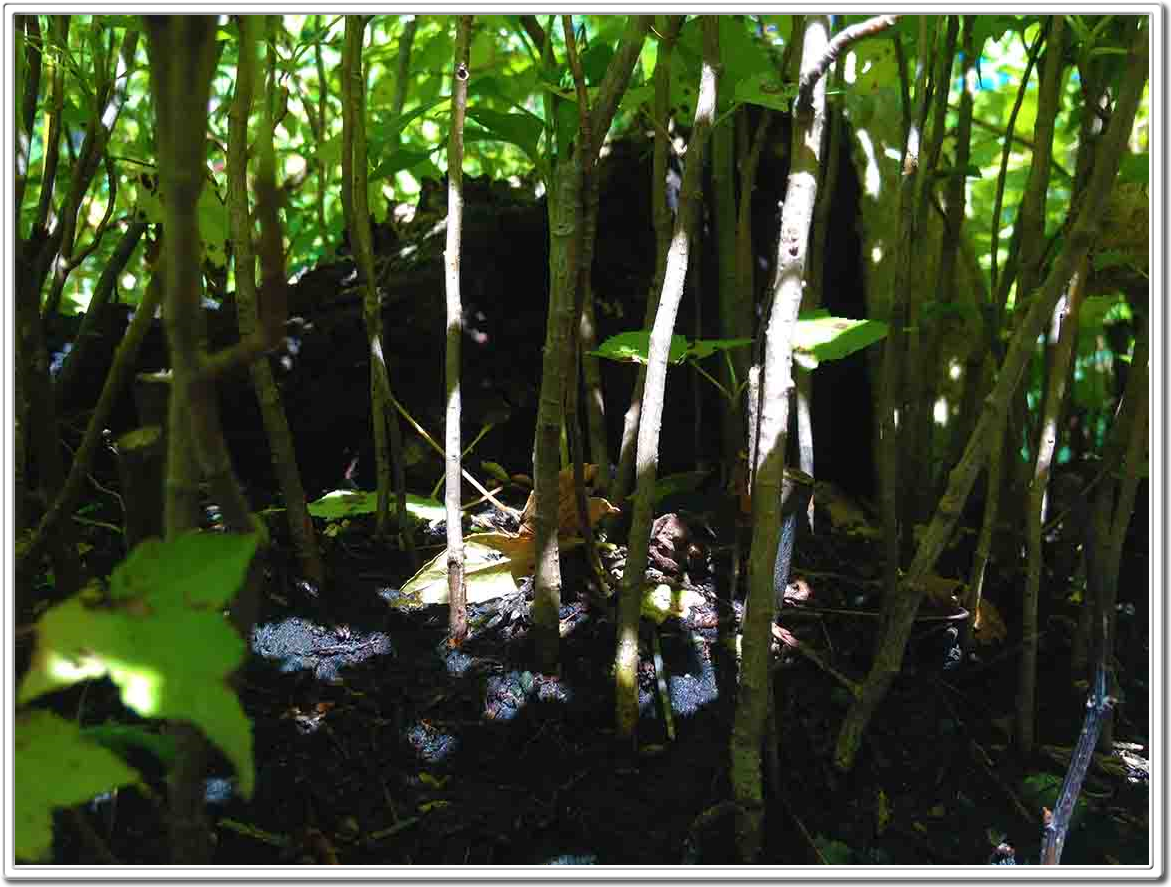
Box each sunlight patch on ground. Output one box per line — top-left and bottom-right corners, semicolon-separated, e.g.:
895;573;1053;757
250;617;392;682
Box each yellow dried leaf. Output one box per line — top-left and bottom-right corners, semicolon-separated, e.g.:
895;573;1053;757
467;531;536;579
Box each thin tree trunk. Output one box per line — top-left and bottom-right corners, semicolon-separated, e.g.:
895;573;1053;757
876;15;933;612
344;16;416;566
562;15;611;603
445;16;473;645
796;56;846;525
611;15;683;504
532;159;583;673
15;14;43;220
392;16;419;117
228;15;324;587
1093;324;1148;749
730;15;828;863
42;27;137;318
145;16;242;865
712;98;747;476
531;15;650;672
899;15;955;554
615;14;719;745
1004;16;1069;531
1018;266;1083;755
736;111;772;496
913;16;976;523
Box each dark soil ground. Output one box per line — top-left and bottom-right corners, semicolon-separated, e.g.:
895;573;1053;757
30;481;1151;867
23;133;1151;868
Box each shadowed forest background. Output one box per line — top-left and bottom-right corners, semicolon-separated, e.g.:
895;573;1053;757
13;13;1151;867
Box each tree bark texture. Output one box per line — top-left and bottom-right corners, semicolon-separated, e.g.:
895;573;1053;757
531;15;650;673
730;15;828;863
445;16;473;644
611;15;683;504
1019;269;1083;755
228;16;324;587
615;16;720;743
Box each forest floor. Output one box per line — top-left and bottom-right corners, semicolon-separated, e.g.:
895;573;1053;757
40;483;1151;868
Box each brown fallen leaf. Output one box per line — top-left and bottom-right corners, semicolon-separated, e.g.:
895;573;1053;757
518;464;619;538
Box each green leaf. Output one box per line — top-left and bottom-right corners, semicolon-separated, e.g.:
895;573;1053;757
589;331;691;365
466;106;544;162
395;542;519;608
307;490;445;522
932;164;983;182
735;71;797;113
581;42;615;85
970;15;1022;51
792;311;889;369
371;147;439;182
591;332;753;367
18;532;259;798
853;39;899;97
378;97;450;146
16;711;141;862
107;531;260;609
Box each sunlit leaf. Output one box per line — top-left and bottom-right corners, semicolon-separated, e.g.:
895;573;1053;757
396;542;519;607
589;331;691;365
792;311;889;369
307;490;445;522
18;532;259;797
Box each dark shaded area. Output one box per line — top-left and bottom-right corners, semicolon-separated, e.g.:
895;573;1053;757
812;116;875;502
47;130;877;509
